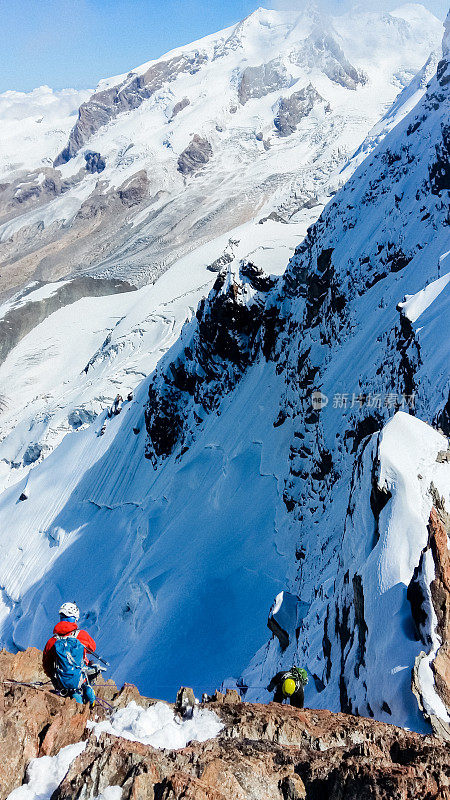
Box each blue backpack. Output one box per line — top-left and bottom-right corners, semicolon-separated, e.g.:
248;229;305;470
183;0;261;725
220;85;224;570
53;635;86;691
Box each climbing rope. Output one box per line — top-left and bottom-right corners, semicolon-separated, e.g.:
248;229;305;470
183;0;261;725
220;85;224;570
93;694;115;713
2;678;114;714
1;678;53;691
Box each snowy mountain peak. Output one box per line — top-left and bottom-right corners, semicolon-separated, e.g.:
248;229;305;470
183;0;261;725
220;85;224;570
443;9;450;58
0;1;442;308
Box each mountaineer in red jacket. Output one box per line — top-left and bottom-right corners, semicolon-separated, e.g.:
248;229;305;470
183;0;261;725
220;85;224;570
43;602;97;707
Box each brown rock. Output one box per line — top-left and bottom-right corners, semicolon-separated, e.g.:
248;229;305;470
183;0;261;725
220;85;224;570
0;646;47;683
428;504;450;712
112;681;159;709
0;682;89;799
223;688;241;704
118;170;149;207
434;643;450;709
2;649;450;800
53;702;450;800
177;135;212;175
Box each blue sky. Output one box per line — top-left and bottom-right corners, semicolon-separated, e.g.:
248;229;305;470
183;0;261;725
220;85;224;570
0;0;447;93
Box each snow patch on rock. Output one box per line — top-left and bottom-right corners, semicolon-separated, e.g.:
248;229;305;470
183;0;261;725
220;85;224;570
89;700;223;749
6;741;86;800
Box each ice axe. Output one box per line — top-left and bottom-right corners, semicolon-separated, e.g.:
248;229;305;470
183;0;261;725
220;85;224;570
86;648;110;667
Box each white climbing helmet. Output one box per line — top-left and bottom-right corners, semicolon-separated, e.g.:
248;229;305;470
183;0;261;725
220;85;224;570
59;601;80;621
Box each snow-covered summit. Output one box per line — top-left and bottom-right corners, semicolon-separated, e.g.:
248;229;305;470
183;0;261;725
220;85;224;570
0;3;442;304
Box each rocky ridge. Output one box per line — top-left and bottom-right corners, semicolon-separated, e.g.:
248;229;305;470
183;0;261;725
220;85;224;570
141;19;450;730
1;649;449;800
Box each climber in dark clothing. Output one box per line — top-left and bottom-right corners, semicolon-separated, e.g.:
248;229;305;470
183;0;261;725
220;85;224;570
267;666;308;708
108;395;123;418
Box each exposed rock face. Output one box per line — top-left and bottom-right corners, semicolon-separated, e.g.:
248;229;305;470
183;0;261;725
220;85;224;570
3;653;447;800
0;168;152;299
274;84;329;137
177;135;213;175
117;169;150;207
428;499;450;710
84;151;106;174
0;679;89;798
54;52;208;165
0;648;160;799
145;262;275;462
56;701;450;800
290;31;366;90
0;167;80;226
170;97;190;119
238;60;292;104
408;496;450;739
0;645;46;683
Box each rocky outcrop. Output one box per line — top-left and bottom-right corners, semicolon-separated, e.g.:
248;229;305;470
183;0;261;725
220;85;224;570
0;167;81;226
54;52;209;165
274;84;329;137
177;135;213;175
1;645;450;799
0;646;47;683
0;671;89;798
117;170;150;207
408;495;450;738
54;701;450;800
0;648;160;799
84;151;106;174
144;262;275;462
430;502;450;711
170;97;190;119
3;651;447;800
238;60;292;104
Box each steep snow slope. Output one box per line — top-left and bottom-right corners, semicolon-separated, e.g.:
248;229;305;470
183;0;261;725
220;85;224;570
0;5;442;300
0;3;443;494
0;219;299;494
0;7;448;733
